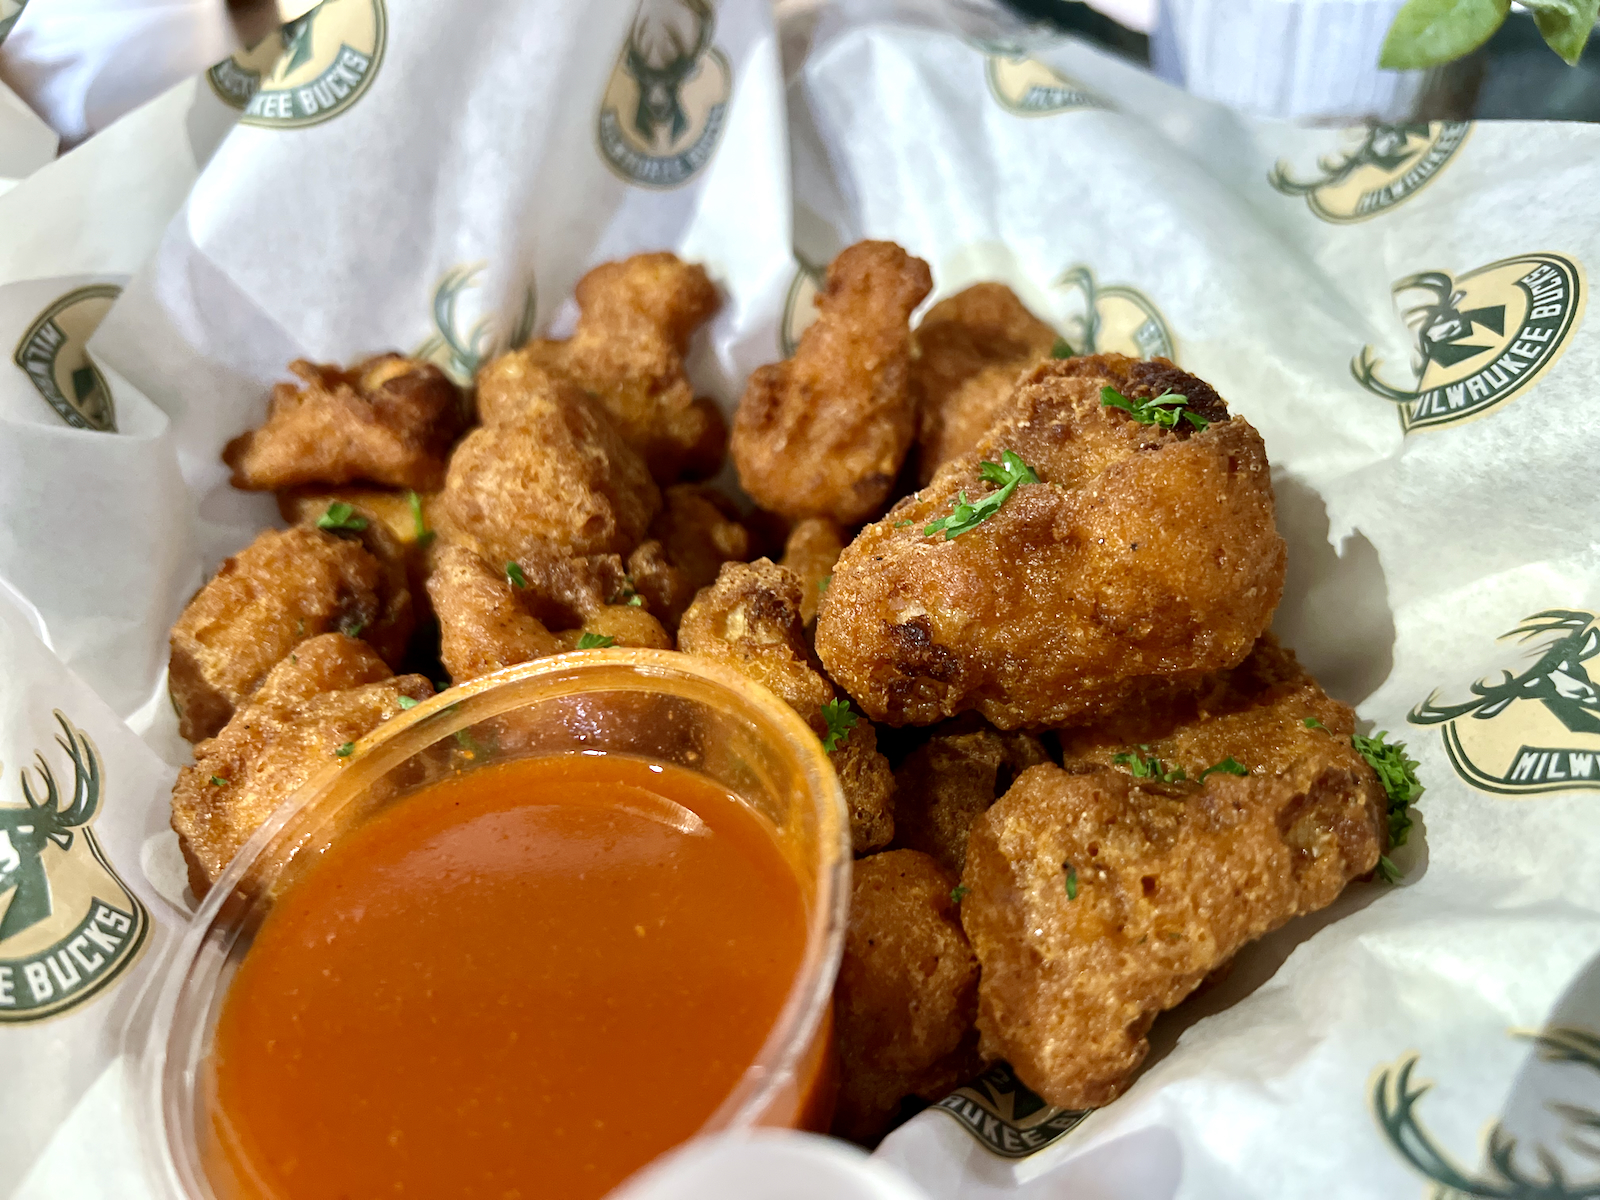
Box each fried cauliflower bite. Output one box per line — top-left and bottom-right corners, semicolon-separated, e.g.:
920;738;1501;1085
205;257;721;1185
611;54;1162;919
678;559;894;852
833;850;981;1144
912;283;1058;485
623;540;694;636
648;484;752;592
731;242;933;524
512;252;724;481
893;722;1050;875
170;635;433;897
815;355;1286;729
962;761;1384;1110
224;355;465;493
780;518;847;626
279;486;443;607
438;366;660;562
169;524;414;742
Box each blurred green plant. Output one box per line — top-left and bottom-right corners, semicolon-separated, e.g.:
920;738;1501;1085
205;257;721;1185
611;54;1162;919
1381;0;1598;69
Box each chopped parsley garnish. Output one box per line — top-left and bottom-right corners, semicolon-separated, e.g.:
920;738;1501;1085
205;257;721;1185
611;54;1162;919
317;501;368;532
817;575;832;593
894;519;914;527
923;450;1039;540
209;776;229;787
1113;745;1187;784
338;616;366;639
1304;717;1325;730
1100;386;1209;432
577;632;616;649
408;490;436;548
1198;756;1249;781
821;698;859;754
1051;337;1075;359
505;562;528;589
1353;731;1423;883
951;884;970;904
612;575;644;606
397;696;419;710
335;742;355;758
1064;863;1079;900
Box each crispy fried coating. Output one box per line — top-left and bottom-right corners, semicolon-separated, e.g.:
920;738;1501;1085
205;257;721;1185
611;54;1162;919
893;721;1050;875
224;355;464;493
170;635;433;897
438;367;660;562
624;540;694;635
833;850;980;1144
963;761;1384;1109
731;242;932;524
648;484;752;592
554;605;671;652
278;486;443;609
780;518;846;626
815;355;1286;729
833;720;895;854
912;284;1057;485
513;252;724;481
1058;634;1361;779
428;545;564;682
169;525;413;742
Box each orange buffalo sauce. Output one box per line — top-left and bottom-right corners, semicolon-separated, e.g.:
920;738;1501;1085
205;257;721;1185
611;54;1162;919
206;752;811;1200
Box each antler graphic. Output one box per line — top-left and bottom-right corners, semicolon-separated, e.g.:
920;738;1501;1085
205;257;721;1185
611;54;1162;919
20;710;101;851
1054;265;1101;354
1349;345;1418;403
1410;611;1600;726
626;0;715;144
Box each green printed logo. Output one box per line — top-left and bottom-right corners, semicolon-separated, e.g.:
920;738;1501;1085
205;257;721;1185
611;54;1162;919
0;713;148;1023
1410;610;1600;796
12;284;120;432
0;0;28;45
413;262;538;385
1353;254;1583;432
1055;265;1175;361
779;257;824;358
208;0;386;128
598;0;732;189
984;50;1107;116
1270;122;1469;223
935;1061;1091;1158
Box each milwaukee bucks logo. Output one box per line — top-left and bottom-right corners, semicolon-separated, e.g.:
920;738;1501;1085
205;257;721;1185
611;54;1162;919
0;712;147;1022
208;0;386;128
598;0;732;189
1375;1027;1600;1197
983;49;1107;116
1410;610;1600;796
1270;121;1469;223
413;263;538;386
779;257;824;357
1353;254;1584;432
12;284;120;432
935;1061;1090;1158
1056;265;1175;361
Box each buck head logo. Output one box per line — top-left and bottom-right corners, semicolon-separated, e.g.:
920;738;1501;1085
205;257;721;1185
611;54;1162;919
207;0;386;127
980;44;1106;117
1054;265;1175;362
0;712;147;1022
1410;610;1600;796
935;1060;1091;1159
1269;121;1469;223
598;0;732;189
12;283;120;432
414;262;538;386
1353;253;1584;433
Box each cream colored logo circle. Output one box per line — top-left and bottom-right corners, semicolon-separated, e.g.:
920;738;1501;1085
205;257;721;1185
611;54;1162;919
1353;252;1584;433
1055;265;1175;361
12;284;119;433
985;53;1106;117
780;258;823;358
208;0;386;128
1270;122;1470;223
1410;610;1600;796
598;0;732;189
0;713;148;1023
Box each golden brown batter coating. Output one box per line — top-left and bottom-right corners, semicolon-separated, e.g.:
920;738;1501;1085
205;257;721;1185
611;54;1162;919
833;850;980;1144
623;540;695;636
278;486;444;610
815;355;1286;729
912;284;1057;485
169;524;413;743
780;517;847;626
731;242;932;524
832;720;895;854
893;721;1050;875
437;369;660;563
648;484;752;593
224;355;464;493
428;545;565;682
513;252;724;481
171;635;433;897
962;761;1384;1109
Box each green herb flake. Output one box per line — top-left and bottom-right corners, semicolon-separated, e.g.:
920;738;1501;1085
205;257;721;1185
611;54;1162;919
1304;717;1325;730
817;575;832;593
209;776;229;787
951;884;970;904
408;490;436;548
397;696;419;710
923;449;1039;540
317;501;369;533
627;595;644;607
577;632;616;649
1051;337;1075;359
338;616;366;639
1353;730;1424;883
821;698;859;754
1064;863;1079;900
1198;756;1249;781
505;561;528;589
1100;385;1209;432
335;742;355;758
895;519;914;527
1112;745;1187;784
